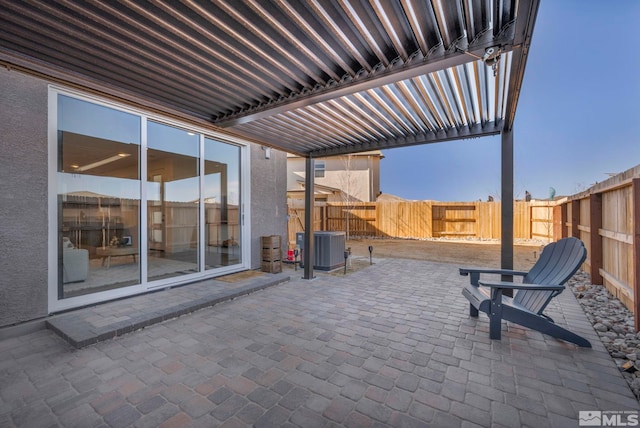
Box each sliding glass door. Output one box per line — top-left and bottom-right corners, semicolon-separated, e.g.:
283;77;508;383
52;90;247;309
147;122;200;281
204;138;242;269
57;95;141;298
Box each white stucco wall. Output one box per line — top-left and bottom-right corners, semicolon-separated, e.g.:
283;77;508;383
287;153;382;202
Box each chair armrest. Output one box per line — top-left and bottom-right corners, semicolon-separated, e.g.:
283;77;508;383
477;280;564;291
459;267;529;277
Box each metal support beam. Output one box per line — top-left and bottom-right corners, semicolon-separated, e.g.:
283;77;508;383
309;122;503;158
303;156;315;279
501;128;514;295
502;0;540;130
216;37;518;128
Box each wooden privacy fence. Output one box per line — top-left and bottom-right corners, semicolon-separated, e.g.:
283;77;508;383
287;199;557;245
556;164;640;330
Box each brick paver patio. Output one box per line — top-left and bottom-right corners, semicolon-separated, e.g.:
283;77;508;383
1;258;638;427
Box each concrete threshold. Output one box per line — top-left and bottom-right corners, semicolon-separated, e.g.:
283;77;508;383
46;272;290;348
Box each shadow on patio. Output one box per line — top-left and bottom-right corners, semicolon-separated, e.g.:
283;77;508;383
1;258;639;427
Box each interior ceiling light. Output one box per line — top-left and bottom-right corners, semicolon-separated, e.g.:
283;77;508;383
75;153;131;172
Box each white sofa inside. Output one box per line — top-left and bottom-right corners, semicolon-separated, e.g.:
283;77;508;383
62;238;89;283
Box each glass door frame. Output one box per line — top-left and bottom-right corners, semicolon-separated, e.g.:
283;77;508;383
48;86;251;313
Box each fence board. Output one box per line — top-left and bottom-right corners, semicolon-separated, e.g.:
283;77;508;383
530;203;554;239
598;186;633;305
432;203;477;237
513;202;528;239
287;199;555;245
477;202;500;238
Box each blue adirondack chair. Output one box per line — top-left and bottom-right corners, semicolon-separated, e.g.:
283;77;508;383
459;237;590;347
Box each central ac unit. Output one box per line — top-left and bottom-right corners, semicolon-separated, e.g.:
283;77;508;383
296;231;345;271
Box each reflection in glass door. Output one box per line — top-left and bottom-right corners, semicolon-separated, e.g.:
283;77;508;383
57;95;141;298
147;122;200;281
204;138;241;269
53;91;248;311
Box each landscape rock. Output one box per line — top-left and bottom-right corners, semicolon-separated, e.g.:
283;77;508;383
568;273;640;401
593;323;608;332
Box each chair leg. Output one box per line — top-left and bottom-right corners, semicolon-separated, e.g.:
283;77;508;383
489;315;502;340
469;304;479;317
489;289;503;340
489;312;502;340
541;322;591;347
502;307;591;347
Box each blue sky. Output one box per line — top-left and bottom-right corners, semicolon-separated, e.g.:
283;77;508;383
380;1;640;201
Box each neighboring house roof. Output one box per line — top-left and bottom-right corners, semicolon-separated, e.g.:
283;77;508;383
288;181;343;196
376;193;410;202
287;151;384;159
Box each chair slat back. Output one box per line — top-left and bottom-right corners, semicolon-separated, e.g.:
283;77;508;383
514;237;587;314
515;289;556;314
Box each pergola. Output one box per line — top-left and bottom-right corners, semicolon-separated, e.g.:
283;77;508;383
0;0;539;279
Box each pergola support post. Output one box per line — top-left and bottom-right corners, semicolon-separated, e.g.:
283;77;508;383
501;128;514;293
303;156;315;279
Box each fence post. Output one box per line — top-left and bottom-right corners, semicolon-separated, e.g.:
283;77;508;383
633;179;640;331
589;193;603;285
570;200;580;238
375;202;383;237
525;202;532;239
553;203;566;240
